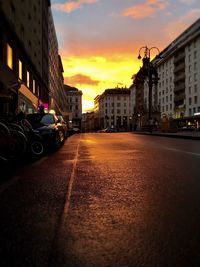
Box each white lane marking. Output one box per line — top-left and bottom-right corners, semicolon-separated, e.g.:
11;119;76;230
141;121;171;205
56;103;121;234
164;147;200;157
61;136;80;222
0;176;20;195
32;156;48;166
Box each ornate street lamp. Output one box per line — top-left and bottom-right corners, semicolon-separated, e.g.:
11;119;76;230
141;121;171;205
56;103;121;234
137;46;160;124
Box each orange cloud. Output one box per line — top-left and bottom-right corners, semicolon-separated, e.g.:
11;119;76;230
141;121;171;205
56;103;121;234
121;0;168;19
64;73;100;86
52;0;98;13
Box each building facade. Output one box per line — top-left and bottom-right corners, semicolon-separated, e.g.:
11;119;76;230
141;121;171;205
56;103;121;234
49;9;66;115
63;85;82;129
131;18;200;129
96;88;132;130
0;0;50;118
154;18;200;124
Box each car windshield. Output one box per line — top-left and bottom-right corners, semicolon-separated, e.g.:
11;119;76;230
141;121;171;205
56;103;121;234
40;114;55;125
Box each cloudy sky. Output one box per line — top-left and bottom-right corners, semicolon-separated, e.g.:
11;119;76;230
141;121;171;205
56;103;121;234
51;0;200;111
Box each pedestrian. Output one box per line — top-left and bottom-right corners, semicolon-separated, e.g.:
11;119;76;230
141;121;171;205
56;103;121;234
154;119;158;131
39;105;45;114
149;117;154;133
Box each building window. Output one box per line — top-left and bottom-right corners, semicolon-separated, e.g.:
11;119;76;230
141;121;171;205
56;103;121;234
33;79;36;94
27;70;30;88
194;73;197;82
7;44;13;69
189;97;192;105
18;60;23;80
194;84;197;93
189;108;192;116
189;86;191;94
194;96;198;104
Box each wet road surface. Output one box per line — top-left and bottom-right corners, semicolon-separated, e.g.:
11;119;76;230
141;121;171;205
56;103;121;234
0;133;200;267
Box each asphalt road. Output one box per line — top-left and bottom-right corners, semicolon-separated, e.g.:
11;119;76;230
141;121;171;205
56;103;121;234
0;133;200;267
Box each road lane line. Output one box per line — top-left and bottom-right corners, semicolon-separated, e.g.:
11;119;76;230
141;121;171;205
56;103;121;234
62;138;80;219
164;147;200;157
31;156;48;166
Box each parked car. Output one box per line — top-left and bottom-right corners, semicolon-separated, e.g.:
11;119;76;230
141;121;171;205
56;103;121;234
98;127;117;133
57;115;68;138
26;113;65;148
67;127;81;136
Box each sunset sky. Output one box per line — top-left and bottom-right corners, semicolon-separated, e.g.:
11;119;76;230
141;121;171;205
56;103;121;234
51;0;200;112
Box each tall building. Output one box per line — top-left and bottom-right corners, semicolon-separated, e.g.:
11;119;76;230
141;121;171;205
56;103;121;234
0;0;66;118
49;9;66;115
63;85;82;129
132;18;200;128
96;88;132;130
0;0;50;117
154;18;200;122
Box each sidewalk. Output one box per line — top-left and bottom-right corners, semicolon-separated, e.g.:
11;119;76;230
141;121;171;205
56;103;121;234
133;130;200;140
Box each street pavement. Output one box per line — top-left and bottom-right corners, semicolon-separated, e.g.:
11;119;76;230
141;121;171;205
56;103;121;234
0;133;200;267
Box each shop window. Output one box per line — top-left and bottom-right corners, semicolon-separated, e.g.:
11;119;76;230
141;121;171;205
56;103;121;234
7;43;13;69
18;60;23;80
27;70;30;88
33;79;36;94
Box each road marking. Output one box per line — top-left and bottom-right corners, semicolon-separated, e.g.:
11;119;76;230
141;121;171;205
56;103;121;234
0;176;20;195
164;147;200;157
31;156;48;166
62;136;80;220
47;136;81;266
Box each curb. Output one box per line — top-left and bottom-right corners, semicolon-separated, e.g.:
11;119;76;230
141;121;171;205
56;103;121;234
133;131;200;140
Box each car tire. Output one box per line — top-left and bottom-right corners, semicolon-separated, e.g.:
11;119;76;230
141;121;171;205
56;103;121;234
30;140;44;156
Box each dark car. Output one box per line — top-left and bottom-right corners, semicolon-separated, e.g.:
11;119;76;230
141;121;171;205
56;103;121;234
26;113;65;148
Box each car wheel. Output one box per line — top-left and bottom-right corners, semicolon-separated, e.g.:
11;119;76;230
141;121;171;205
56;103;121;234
30;140;44;156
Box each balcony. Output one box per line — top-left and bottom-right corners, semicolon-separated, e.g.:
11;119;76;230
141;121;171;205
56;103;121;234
174;94;185;103
174;83;185;92
174;52;185;64
174;72;185;83
174;62;185;73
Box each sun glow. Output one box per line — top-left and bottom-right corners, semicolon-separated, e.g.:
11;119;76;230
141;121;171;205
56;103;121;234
62;54;141;112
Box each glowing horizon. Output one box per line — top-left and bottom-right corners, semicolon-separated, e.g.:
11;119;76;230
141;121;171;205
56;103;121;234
51;0;200;112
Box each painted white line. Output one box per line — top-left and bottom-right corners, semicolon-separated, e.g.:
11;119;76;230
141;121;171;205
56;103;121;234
61;136;80;223
0;176;20;195
32;156;48;166
164;147;200;157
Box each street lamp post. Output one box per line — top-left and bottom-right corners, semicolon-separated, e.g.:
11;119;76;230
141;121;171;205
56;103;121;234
137;46;160;124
